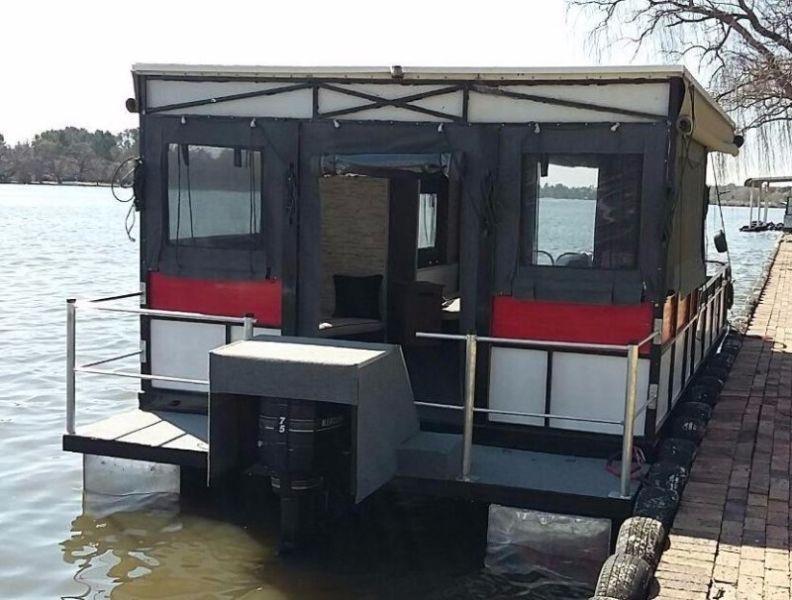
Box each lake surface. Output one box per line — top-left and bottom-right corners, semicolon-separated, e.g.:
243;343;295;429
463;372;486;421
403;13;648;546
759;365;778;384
0;184;781;599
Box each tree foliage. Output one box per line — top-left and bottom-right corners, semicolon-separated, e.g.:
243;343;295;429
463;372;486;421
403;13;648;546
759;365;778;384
0;127;138;184
569;1;792;155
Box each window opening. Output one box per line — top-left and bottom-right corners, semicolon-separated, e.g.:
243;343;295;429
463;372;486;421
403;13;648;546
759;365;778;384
167;144;263;249
522;154;643;269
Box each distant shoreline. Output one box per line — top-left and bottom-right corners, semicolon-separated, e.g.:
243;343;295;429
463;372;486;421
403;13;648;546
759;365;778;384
0;181;111;188
0;180;785;208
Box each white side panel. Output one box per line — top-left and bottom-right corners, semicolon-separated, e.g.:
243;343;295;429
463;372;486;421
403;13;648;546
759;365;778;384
488;347;547;426
549;354;649;435
672;335;686;403
468;83;669;123
150;320;225;392
704;305;712;351
691;324;702;374
147;80;313;118
656;346;672;427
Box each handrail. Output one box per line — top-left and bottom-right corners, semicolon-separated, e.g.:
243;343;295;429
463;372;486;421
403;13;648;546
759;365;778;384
77;302;256;325
86;291;144;303
413;328;655;497
416;331;659;353
74;366;209;386
477;406;623;425
65;295;256;435
414;401;625;425
411;280;727;497
77;350;142;369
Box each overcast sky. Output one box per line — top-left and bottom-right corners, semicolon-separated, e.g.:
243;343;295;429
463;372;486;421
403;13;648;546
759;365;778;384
0;0;653;144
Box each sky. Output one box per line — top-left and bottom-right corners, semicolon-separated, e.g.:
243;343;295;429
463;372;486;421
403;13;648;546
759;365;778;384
2;0;771;182
0;0;642;144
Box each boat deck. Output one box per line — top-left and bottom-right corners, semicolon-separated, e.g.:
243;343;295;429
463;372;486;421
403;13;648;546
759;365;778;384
63;409;207;468
396;431;638;520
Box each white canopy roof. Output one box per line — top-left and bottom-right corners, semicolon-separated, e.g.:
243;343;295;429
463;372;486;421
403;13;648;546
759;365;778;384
132;64;739;155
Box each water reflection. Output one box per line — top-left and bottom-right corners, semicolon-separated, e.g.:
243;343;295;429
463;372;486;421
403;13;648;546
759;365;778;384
61;493;283;599
59;490;495;600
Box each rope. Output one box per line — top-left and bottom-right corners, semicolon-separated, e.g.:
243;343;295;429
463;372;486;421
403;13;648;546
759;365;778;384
712;166;732;270
605;445;647;479
110;156;141;242
175;148;182;267
248;145;256;273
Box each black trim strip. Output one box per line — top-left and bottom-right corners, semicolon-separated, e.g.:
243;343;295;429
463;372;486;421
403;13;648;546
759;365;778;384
143;73;679;88
63;434;206;468
544;350;553;428
391;476;634;521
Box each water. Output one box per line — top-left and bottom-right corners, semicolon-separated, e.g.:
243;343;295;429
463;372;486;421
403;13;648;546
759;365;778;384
0;184;781;599
706;204;784;325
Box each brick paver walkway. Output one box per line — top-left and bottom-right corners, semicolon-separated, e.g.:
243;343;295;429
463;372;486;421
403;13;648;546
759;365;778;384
654;236;792;600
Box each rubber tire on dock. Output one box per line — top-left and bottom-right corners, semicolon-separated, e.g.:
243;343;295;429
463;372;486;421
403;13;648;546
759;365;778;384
614;517;665;568
671;411;708;443
644;461;688;495
710;352;736;368
593;553;651;600
696;374;725;392
683;383;719;407
634;485;680;530
722;336;742;352
677;401;713;423
656;438;697;467
704;365;730;382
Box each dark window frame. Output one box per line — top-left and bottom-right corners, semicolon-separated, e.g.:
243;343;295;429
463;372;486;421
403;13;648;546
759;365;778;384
163;142;267;250
520;152;644;272
416;175;449;268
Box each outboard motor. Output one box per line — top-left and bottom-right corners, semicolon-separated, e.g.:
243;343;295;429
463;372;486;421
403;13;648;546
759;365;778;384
258;397;351;548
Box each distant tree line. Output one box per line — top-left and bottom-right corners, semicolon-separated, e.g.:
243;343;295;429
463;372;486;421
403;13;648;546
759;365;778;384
0;127;138;185
712;183;792;207
539;183;597;200
536;181;790;207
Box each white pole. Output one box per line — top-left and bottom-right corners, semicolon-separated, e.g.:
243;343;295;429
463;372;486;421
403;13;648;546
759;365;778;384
66;299;76;434
460;333;478;481
243;313;255;340
763;183;770;224
748;185;754;224
619;344;640;498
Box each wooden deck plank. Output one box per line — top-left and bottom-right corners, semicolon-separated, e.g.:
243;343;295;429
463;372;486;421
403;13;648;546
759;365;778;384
117;420;192;447
75;409;161;441
63;408;207;467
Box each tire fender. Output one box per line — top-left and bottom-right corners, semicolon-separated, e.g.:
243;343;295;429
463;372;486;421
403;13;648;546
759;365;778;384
594;553;652;600
614;517;666;568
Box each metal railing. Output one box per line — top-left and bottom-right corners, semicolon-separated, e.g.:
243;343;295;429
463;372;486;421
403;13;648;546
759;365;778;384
414;329;659;498
65;291;256;435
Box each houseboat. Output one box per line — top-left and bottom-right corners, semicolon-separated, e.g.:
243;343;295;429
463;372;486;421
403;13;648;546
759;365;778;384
63;65;740;560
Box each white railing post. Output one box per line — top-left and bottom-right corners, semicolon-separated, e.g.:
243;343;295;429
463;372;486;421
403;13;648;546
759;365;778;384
619;343;640;498
748;184;754;224
243;313;255;340
460;332;478;481
66;298;76;434
763;182;770;224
